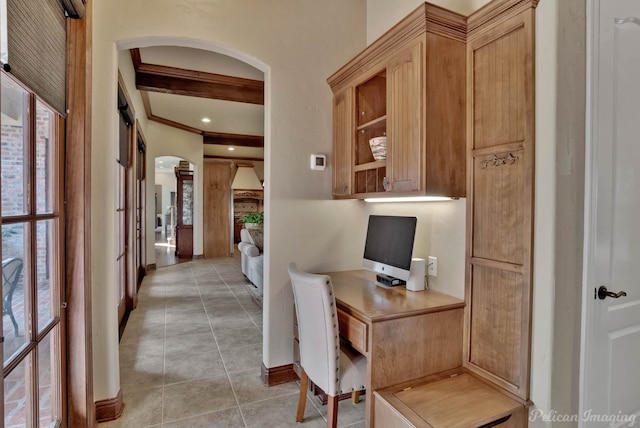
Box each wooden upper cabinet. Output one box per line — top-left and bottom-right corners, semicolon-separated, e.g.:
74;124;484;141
327;3;467;199
332;88;353;197
387;40;424;193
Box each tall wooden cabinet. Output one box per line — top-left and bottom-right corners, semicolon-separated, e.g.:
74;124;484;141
464;0;538;402
327;4;467;199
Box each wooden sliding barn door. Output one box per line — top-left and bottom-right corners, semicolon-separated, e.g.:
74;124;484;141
465;0;537;402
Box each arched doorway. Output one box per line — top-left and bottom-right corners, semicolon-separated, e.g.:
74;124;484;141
153;156;194;267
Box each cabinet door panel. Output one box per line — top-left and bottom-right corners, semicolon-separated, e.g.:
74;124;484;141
332;88;353;196
388;41;423;192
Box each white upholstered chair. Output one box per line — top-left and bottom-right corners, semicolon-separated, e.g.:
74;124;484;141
288;263;366;428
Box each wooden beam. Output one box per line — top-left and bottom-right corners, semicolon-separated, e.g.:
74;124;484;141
129;48;142;69
203;131;264;148
204;154;264;162
147;114;202;134
140;90;152;119
135;63;264;105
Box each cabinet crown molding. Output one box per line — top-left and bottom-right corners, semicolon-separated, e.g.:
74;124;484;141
327;2;466;92
468;0;539;39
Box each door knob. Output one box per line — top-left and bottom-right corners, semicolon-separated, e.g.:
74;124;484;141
597;285;627;300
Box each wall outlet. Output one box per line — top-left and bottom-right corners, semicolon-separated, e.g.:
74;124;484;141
427;256;437;277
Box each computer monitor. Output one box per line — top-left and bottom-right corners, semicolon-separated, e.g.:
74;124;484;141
362;215;417;283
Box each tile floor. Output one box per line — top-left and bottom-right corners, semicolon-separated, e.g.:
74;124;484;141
99;255;366;428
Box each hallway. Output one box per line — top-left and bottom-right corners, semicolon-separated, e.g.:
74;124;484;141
99;256;366;427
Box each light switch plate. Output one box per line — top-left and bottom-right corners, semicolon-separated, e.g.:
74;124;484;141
427;256;437;277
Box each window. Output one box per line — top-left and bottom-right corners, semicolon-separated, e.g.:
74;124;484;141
1;71;63;427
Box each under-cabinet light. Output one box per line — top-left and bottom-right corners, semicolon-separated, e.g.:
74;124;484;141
364;196;456;203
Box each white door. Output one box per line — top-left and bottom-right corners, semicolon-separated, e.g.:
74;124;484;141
581;1;640;426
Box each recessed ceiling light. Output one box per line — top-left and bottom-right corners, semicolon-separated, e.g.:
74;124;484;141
228;147;235;151
158;160;164;163
201;117;211;123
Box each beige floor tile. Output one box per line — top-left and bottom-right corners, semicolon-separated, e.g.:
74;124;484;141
164;332;217;359
100;387;163;428
163;350;226;385
220;343;262;374
229;370;298;405
214;326;262;350
240;393;325;428
161;407;244;428
162;375;237;422
310;394;367;428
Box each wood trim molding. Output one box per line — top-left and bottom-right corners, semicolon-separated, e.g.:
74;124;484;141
140;91;152;120
66;0;95;425
192;254;204;260
146;263;157;272
135;62;264;105
327;3;466;91
203;132;264;148
205;155;265;162
467;0;539;40
95;389;125;422
129;48;142;69
260;363;299;387
148;114;202;134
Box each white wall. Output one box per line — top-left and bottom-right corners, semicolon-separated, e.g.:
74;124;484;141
367;0;491;43
91;0;367;401
155;171;176;219
366;200;466;298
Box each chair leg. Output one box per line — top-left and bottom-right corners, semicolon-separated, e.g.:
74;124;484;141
351;390;361;404
327;395;338;428
296;369;309;423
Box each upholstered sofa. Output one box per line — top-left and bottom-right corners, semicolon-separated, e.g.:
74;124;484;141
238;228;263;290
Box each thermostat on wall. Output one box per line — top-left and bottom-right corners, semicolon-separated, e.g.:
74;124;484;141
310;154;327;171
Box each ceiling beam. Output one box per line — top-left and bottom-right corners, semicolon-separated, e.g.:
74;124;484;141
205;154;264;162
134;62;264;105
203;132;264;148
130;48;142;69
149;115;202;134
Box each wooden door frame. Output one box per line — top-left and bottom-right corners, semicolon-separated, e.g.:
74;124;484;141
135;122;147;286
65;1;96;425
125;120;137;313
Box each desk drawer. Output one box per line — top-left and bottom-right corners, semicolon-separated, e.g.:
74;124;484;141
337;309;368;356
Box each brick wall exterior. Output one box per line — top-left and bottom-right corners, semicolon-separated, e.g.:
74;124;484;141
2;102;55;286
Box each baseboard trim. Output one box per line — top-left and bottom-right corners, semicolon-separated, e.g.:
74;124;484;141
261;363;298;387
146;263;157;272
193;254;204;260
95;389;124;422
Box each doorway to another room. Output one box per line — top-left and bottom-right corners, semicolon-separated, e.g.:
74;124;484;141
154;156;193;268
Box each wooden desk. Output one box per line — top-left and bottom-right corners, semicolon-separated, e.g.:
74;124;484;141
325;270;465;427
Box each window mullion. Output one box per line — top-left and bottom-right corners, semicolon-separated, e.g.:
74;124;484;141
27;92;40;427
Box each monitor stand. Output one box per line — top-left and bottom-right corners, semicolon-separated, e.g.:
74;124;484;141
376;273;406;287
